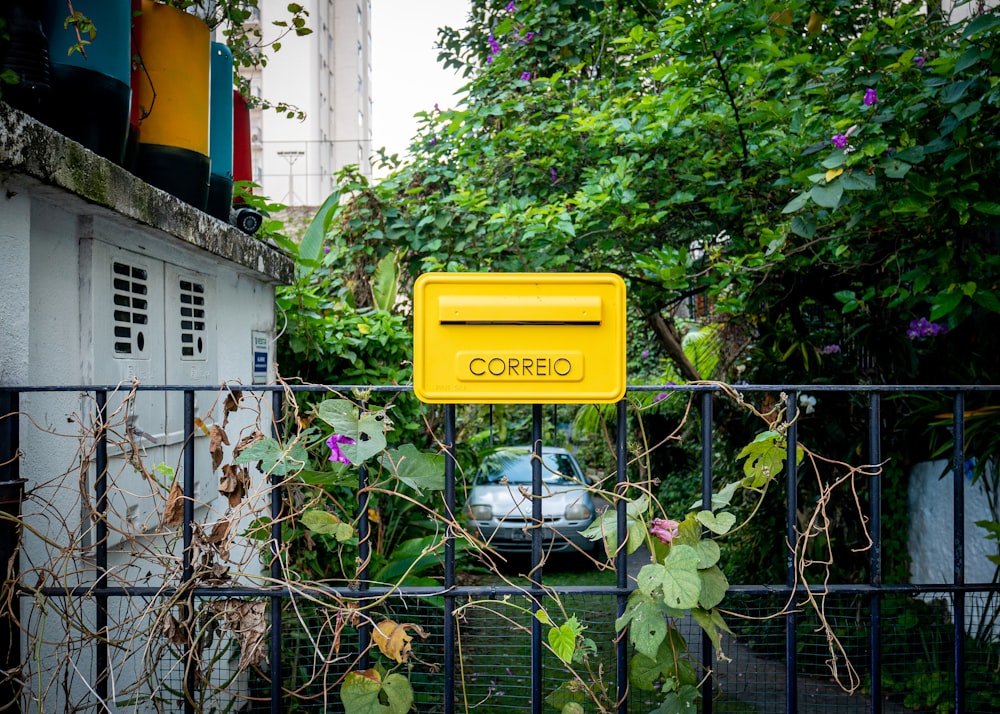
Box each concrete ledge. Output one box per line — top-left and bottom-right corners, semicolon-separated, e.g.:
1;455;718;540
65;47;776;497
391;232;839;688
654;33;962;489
0;102;294;284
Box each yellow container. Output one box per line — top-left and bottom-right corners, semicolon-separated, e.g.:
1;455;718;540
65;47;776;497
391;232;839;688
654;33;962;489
413;273;627;404
135;0;209;153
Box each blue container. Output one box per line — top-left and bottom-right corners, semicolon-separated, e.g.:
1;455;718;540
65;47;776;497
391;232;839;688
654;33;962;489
43;0;131;164
207;42;234;221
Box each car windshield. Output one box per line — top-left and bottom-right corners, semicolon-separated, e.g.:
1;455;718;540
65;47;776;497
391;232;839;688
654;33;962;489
476;450;581;485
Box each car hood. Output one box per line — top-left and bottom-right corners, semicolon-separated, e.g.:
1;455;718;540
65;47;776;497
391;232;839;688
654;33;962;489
466;482;593;516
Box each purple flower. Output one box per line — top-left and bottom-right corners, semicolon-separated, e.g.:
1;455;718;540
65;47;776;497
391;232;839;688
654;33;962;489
488;33;501;55
324;245;331;253
653;392;668;403
819;344;841;355
520;71;531;81
914;55;926;68
650;517;680;545
864;88;878;106
550;167;558;183
519;31;535;44
506;1;517;12
831;134;848;149
642;349;649;358
326;434;355;465
907;317;947;340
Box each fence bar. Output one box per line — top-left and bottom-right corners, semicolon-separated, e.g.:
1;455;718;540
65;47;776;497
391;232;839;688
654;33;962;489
615;399;628;714
182;390;196;714
94;391;109;712
269;390;284;714
952;391;966;714
357;398;372;670
530;404;543;714
0;390;24;714
868;392;882;714
784;391;798;713
700;391;714;714
443;404;457;714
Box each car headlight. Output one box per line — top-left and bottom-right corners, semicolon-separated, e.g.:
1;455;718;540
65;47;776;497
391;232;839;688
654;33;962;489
564;502;592;521
468;504;493;521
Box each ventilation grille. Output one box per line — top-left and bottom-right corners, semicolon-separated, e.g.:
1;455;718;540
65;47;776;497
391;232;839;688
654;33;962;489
112;262;149;356
179;278;206;359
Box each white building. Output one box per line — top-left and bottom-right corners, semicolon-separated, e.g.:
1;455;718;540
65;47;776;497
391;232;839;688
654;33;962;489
246;0;374;207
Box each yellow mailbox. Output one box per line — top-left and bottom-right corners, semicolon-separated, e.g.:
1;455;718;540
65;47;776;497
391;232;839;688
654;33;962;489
413;273;627;404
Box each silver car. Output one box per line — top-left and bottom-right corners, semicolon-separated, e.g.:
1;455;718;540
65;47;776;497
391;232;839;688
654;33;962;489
463;446;596;553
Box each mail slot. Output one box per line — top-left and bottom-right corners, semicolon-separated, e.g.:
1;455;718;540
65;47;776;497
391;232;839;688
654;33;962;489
413;273;626;404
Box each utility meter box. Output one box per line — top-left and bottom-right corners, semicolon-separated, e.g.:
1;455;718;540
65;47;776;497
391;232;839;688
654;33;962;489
413;273;626;404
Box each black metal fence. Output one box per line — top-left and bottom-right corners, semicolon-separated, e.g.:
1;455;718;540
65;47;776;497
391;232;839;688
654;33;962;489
1;383;998;713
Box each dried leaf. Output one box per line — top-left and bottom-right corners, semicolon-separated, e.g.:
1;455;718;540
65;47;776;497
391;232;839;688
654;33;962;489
162;613;187;645
212;599;267;669
233;430;265;461
222;391;242;427
164;480;184;527
209;424;230;471
372;620;427;664
219;464;251;507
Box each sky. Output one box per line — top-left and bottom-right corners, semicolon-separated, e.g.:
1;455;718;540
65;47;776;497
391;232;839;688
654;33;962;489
371;0;470;171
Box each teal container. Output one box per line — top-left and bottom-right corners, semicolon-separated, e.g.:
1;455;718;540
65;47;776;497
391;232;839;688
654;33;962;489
43;0;131;164
207;42;234;221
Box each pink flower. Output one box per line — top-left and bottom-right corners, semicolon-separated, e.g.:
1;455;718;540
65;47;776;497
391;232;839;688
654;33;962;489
326;434;355;464
650;517;680;545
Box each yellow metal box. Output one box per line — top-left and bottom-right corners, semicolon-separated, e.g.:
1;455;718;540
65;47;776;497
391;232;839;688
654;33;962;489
413;273;627;404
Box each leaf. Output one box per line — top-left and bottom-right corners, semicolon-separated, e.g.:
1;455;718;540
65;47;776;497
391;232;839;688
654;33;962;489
810;181;843;209
548;616;583;664
616;593;669;659
824;167;843;183
301;509;354;542
218;463;251;507
380;445;444;493
841;172;876;191
962;12;1000;39
691;607;732;655
209;424;229;471
781;191;810;214
371;252;399;312
660;545;702;609
234;437;308;476
790;215;816;239
298;190;341;266
697;565;729;609
580;494;648;556
372;620;426;664
340;670;413;714
316;399;389;464
738;433;786;487
164;479;183;527
972;201;1000;216
693;539;721;569
696;510;736;535
691;480;741;511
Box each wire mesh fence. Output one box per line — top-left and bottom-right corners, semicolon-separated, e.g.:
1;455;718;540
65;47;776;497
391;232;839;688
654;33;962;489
1;383;998;713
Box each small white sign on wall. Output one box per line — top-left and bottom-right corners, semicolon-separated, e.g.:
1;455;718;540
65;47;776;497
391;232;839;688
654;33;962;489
252;331;269;384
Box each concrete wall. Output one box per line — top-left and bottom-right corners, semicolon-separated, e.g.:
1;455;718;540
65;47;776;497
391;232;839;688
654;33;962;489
1;102;293;712
908;459;998;639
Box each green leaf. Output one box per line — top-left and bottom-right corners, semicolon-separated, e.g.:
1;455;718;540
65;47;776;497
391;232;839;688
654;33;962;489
299;190;341;266
629;652;664;691
810;181;843;209
616;592;670;659
653;685;699;714
548;616;583;664
691;607;732;654
380;445;444;493
881;158;912;179
371;252;399;312
316;399;388;464
693;539;721;569
972;202;1000;216
697;565;729;609
841;172;876;191
781;192;810;214
234;437;308;476
962;13;1000;39
581;494;648;555
696;510;736;535
930;290;963;321
691;480;741;511
660;545;702;609
738;433;786;487
340;670;413;714
301;509;354;541
790;215;816;239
